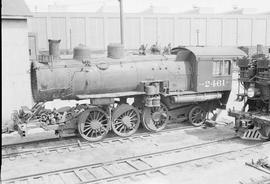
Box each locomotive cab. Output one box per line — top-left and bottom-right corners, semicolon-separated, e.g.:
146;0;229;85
173;47;246;92
172;46;247;108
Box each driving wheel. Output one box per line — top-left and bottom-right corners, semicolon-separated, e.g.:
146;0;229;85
77;107;110;141
142;103;169;132
112;104;140;137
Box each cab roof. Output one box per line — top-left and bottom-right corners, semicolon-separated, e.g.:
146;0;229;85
173;46;247;61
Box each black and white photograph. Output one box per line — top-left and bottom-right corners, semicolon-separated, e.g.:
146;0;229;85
1;0;270;183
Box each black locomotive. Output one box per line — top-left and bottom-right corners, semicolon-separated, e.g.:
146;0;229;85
9;41;247;141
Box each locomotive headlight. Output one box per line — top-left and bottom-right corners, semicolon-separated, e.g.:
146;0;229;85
247;88;255;98
246;87;260;98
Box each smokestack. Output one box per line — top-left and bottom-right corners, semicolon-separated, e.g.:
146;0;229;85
48;39;61;58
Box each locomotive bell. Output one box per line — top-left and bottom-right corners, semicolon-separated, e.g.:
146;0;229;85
107;43;124;59
73;44;91;61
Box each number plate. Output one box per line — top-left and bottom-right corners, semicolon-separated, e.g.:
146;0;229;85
199;79;226;88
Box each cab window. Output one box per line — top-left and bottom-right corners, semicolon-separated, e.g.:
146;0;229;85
213;59;231;76
224;60;231;75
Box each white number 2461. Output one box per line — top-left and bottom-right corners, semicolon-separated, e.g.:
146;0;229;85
204;79;225;88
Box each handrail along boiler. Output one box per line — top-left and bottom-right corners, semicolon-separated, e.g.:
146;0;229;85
11;41;247;141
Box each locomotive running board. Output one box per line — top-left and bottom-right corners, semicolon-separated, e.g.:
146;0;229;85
76;91;146;99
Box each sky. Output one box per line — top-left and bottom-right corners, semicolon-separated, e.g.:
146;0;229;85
25;0;270;13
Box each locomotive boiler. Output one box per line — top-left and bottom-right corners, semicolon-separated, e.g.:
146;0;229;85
229;45;270;140
11;41;246;141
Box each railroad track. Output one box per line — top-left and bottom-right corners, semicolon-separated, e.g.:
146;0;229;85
3;137;269;184
240;177;270;184
2;125;195;161
2;133;78;148
2;121;192;148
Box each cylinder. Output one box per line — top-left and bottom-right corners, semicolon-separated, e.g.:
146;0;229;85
48;39;61;58
107;43;124;59
152;96;161;106
145;97;153;107
171;93;222;104
153;83;160;93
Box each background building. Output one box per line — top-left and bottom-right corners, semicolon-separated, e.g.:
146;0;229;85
28;9;270;53
2;0;33;126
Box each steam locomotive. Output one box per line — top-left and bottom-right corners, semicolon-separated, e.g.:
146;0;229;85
11;40;246;141
229;46;270;140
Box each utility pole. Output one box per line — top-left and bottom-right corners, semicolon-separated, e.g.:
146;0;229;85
119;0;124;45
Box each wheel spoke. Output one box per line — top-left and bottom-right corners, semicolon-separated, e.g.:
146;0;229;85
83;126;91;133
128;110;134;117
92;111;96;119
97;114;105;121
96;111;99;120
130;114;137;119
116;123;124;130
100;119;107;123
90;130;94;137
114;121;122;125
85;119;91;124
86;128;92;137
119;125;125;132
89;112;94;120
130;117;138;122
84;124;91;129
